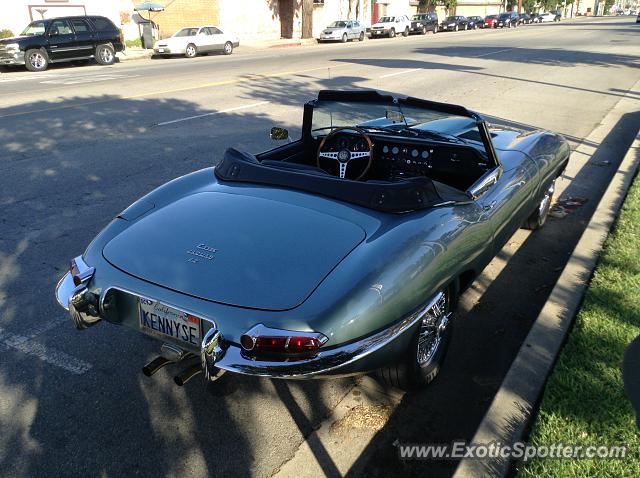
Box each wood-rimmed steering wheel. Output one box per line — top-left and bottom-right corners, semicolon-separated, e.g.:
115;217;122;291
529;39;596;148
316;127;373;180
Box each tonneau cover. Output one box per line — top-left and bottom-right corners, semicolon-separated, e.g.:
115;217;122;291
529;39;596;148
214;148;470;213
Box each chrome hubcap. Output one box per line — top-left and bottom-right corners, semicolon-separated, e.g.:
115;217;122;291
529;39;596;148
30;53;45;69
225;44;231;53
187;46;195;56
100;48;112;62
417;292;449;365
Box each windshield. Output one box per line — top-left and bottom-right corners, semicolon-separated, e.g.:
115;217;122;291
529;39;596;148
378;16;394;23
444;17;457;22
311;100;486;154
173;28;199;37
499;13;510;19
20;20;48;36
412;15;426;20
328;21;347;28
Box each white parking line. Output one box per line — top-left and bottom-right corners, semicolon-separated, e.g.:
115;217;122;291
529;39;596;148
379;68;421;79
0;319;92;375
0;74;59;83
156;101;270;126
473;48;514;57
40;74;138;85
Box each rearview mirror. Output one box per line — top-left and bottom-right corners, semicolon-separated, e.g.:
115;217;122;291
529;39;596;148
270;127;289;141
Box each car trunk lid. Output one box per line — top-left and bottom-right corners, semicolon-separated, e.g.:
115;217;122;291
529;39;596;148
103;192;366;311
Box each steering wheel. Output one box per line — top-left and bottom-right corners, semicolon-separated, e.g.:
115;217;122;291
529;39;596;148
317;127;373;180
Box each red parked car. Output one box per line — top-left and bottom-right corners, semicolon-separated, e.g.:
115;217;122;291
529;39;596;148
484;15;498;28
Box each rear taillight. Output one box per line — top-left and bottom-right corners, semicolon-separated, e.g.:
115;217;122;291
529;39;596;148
240;324;328;357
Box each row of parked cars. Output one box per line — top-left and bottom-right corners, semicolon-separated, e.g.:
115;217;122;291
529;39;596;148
317;11;562;42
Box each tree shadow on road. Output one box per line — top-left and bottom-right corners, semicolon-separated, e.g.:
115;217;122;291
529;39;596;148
0;93;355;478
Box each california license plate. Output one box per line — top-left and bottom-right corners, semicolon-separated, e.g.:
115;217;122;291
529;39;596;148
138;297;201;350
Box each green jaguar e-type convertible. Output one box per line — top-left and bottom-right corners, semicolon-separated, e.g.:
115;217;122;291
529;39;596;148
56;90;569;390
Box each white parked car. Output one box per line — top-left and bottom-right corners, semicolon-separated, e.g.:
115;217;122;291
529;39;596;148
153;26;239;58
318;20;366;42
535;12;559;22
369;15;412;38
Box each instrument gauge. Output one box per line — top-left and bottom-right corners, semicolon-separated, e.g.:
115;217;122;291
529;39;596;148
391;146;399;155
411;149;419;158
383;145;389;153
421;150;429;159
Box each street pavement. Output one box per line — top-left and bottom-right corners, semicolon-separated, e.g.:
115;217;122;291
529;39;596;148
0;16;639;478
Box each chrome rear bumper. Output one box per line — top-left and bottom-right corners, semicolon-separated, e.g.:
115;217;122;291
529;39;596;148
55;257;443;379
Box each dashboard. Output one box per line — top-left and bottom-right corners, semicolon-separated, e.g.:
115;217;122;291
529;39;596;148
317;132;490;189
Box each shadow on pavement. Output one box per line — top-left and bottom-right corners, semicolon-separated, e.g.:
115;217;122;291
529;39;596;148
0;92;356;477
345;110;640;478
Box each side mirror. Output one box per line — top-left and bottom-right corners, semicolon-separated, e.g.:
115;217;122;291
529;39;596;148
270;127;289;141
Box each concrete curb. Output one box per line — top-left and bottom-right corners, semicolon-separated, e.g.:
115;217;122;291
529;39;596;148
453;128;640;476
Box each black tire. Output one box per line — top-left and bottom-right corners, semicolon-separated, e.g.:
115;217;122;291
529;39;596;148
24;48;49;72
421;26;427;35
359;31;365;41
403;27;409;36
433;25;438;34
185;43;197;58
454;24;459;32
464;23;468;30
523;180;555;230
377;287;453;390
389;28;395;38
95;44;115;65
223;41;233;55
341;33;348;43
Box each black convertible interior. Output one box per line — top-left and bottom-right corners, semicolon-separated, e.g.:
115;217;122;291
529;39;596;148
214;129;490;213
215;91;495;213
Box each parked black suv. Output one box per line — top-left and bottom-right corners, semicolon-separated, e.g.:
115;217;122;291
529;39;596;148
0;16;124;72
409;13;439;34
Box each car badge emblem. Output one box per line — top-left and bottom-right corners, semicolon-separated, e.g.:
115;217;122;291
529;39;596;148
186;243;218;264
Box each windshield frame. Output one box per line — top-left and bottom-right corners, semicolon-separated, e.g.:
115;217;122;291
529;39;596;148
302;90;499;169
20;20;49;36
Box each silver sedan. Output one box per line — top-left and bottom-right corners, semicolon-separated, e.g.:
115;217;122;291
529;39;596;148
317;20;366;43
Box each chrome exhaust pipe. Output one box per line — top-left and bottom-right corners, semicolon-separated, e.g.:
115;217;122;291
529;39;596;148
174;364;202;386
143;344;193;377
142;356;172;377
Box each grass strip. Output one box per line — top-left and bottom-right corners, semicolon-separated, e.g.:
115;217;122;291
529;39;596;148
518;171;640;477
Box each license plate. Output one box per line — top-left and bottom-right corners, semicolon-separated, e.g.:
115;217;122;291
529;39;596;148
157;48;165;53
374;31;382;35
138;297;201;350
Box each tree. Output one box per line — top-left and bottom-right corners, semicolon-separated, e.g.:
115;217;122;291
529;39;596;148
604;0;615;13
301;0;313;39
443;0;457;15
522;0;536;11
418;0;438;12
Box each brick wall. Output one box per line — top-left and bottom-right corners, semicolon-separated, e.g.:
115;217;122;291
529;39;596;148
150;0;220;39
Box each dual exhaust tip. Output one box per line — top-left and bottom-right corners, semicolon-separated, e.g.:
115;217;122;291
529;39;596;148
142;335;226;386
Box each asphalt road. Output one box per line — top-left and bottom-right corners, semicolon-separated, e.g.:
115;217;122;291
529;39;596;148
1;16;639;478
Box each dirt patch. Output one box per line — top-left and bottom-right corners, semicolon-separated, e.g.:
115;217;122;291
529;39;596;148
330;405;394;434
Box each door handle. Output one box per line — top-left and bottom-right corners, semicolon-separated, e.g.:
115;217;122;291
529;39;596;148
483;200;497;211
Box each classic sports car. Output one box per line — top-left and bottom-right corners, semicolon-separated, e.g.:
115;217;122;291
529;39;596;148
55;91;569;390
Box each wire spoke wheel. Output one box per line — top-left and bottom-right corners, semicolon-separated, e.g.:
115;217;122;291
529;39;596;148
416;292;449;366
